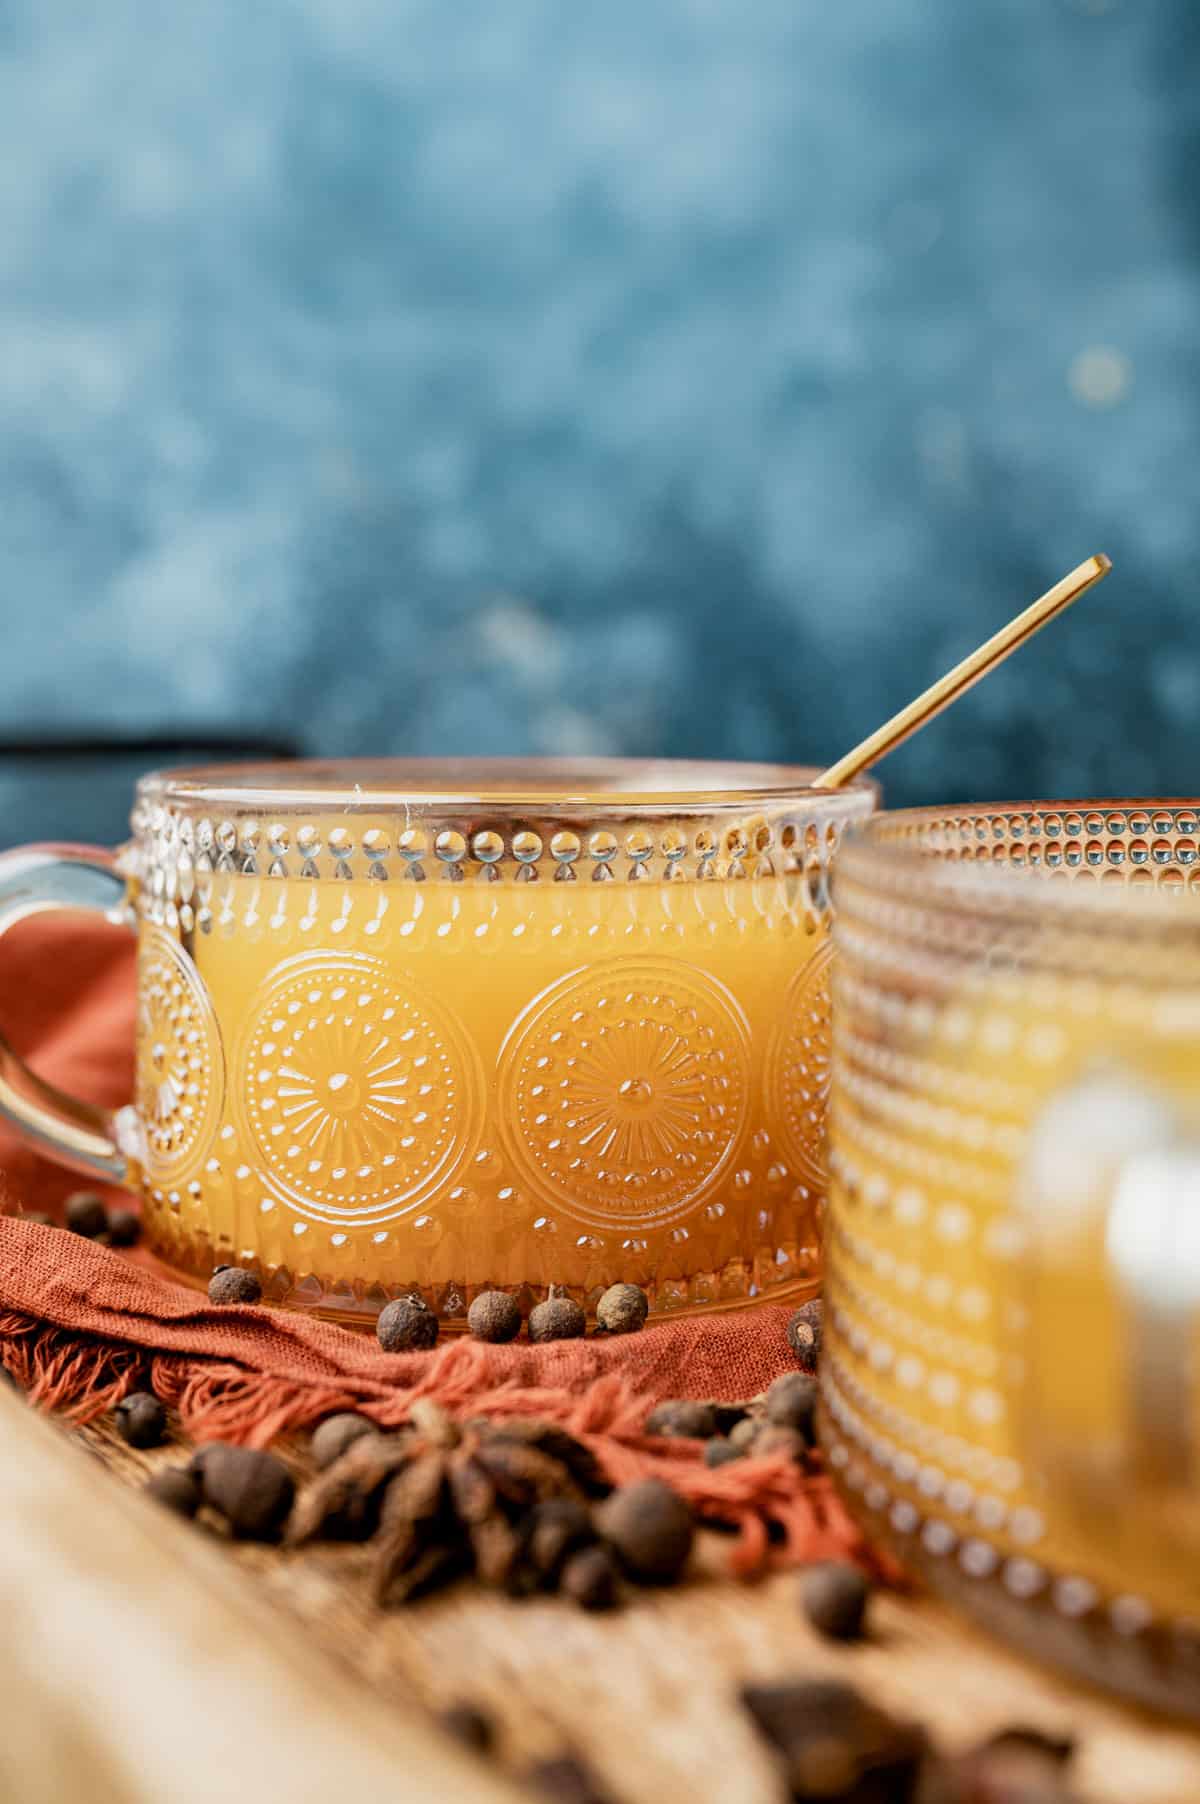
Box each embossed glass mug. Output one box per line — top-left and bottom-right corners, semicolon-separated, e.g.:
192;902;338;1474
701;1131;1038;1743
0;759;875;1324
825;799;1200;1716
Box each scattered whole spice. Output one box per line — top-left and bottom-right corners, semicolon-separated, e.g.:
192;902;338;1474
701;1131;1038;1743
467;1290;523;1344
787;1298;823;1372
144;1465;203;1518
289;1431;414;1544
560;1545;620;1611
750;1425;809;1464
525;1496;595;1586
107;1207;142;1248
741;1678;927;1802
438;1699;496;1756
310;1412;376;1471
374;1441;469;1605
368;1406;608;1606
596;1478;694;1584
527;1754;619;1804
644;1399;720;1440
528;1295;586;1343
207;1266;263;1306
194;1444;295;1541
712;1402;752;1435
377;1294;440;1353
65;1190;109;1239
594;1282;648;1335
728;1416;763;1454
703;1437;742;1470
799;1561;871;1641
482;1417;609;1499
114;1391;167;1449
764;1372;818;1442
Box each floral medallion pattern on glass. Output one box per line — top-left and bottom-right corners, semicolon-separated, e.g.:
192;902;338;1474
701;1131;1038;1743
235;951;481;1225
136;925;225;1181
766;936;835;1188
497;957;751;1231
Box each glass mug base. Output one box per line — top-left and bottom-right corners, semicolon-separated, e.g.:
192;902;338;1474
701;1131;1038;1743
0;759;876;1323
825;1439;1200;1723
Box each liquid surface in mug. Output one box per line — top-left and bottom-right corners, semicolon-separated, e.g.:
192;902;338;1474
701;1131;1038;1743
137;866;832;1320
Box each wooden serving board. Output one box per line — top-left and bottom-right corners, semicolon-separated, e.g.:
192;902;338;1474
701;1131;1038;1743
6;1394;1200;1804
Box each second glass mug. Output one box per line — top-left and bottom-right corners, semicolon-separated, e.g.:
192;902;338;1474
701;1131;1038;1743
0;759;876;1324
825;798;1200;1717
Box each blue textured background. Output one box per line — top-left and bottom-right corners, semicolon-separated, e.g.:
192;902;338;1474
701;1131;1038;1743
2;0;1198;843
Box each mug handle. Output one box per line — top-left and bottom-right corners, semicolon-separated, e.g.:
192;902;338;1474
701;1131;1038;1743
0;844;137;1185
1019;1070;1200;1538
1104;1136;1200;1491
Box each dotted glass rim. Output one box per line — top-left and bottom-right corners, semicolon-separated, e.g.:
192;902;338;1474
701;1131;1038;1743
128;757;878;888
840;797;1200;940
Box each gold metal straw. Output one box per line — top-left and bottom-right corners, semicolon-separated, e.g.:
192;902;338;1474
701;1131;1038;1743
812;553;1112;790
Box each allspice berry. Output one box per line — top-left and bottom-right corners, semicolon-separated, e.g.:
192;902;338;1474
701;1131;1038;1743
597;1478;694;1584
645;1399;719;1439
144;1465;202;1518
467;1290;523;1344
65;1191;109;1239
528;1295;586;1344
310;1412;375;1470
799;1561;871;1641
114;1391;167;1449
377;1294;440;1353
439;1700;496;1755
561;1544;620;1611
107;1207;142;1248
765;1372;818;1442
207;1266;262;1306
527;1754;615;1804
703;1437;742;1469
194;1444;295;1541
741;1678;926;1800
787;1299;823;1372
595;1283;648;1335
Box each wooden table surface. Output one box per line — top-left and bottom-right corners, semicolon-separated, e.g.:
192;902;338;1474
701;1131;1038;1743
9;1403;1185;1804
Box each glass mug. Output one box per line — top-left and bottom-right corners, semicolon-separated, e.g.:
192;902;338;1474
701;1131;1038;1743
0;759;875;1325
825;799;1200;1717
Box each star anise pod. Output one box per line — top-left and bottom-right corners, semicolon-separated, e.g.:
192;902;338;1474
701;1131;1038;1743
475;1417;611;1500
287;1430;415;1544
372;1402;608;1606
374;1433;470;1604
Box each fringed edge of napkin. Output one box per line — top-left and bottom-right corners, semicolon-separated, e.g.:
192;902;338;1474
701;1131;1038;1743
0;1307;896;1582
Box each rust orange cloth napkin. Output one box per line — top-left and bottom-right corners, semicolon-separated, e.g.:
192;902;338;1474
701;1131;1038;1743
0;916;873;1574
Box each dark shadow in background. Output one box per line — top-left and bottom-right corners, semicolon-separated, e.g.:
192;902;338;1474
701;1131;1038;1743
0;736;299;851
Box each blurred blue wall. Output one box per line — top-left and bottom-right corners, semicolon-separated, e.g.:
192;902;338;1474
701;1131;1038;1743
2;0;1198;837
